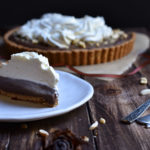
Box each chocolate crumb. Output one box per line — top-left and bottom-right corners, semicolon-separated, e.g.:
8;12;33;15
21;124;28;129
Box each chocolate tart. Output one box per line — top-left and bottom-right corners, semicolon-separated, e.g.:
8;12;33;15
0;75;58;107
4;27;136;66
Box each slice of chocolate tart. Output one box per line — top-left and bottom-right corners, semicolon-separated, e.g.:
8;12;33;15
0;52;59;107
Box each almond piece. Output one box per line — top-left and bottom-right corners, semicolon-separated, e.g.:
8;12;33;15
89;121;98;130
140;77;148;85
99;118;106;124
140;89;150;95
39;129;49;137
81;136;89;142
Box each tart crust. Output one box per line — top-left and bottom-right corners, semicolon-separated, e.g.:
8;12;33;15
4;27;136;66
0;89;58;107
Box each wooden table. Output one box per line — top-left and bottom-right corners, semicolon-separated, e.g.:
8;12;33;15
0;28;150;150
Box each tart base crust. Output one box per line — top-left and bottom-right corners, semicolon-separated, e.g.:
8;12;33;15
4;27;136;66
0;89;58;107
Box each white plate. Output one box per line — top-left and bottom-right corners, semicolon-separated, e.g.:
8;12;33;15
0;70;94;122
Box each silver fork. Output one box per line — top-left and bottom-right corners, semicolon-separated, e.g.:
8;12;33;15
121;99;150;124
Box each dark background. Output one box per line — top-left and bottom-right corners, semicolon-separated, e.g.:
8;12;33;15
0;0;150;28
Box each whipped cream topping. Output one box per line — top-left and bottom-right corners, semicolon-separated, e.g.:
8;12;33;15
0;52;59;89
17;13;117;49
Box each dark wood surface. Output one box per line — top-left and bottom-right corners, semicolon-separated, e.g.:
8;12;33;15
0;28;150;150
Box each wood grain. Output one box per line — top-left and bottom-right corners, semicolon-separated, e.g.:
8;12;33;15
84;72;150;150
84;29;150;150
0;106;96;150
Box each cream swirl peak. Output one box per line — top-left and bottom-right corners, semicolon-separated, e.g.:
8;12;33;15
17;13;116;49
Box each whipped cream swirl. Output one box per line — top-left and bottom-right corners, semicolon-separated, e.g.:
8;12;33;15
17;13;114;49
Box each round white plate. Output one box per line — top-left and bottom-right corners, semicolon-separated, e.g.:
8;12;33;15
0;70;94;122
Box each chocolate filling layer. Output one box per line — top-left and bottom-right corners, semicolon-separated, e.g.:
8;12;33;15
0;76;58;106
9;32;132;51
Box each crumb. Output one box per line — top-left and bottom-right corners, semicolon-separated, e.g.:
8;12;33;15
39;129;49;137
78;41;86;48
140;77;148;85
140;89;150;95
49;128;58;133
94;130;98;136
81;136;89;142
96;43;100;47
99;118;106;124
21;124;28;129
89;121;98;130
